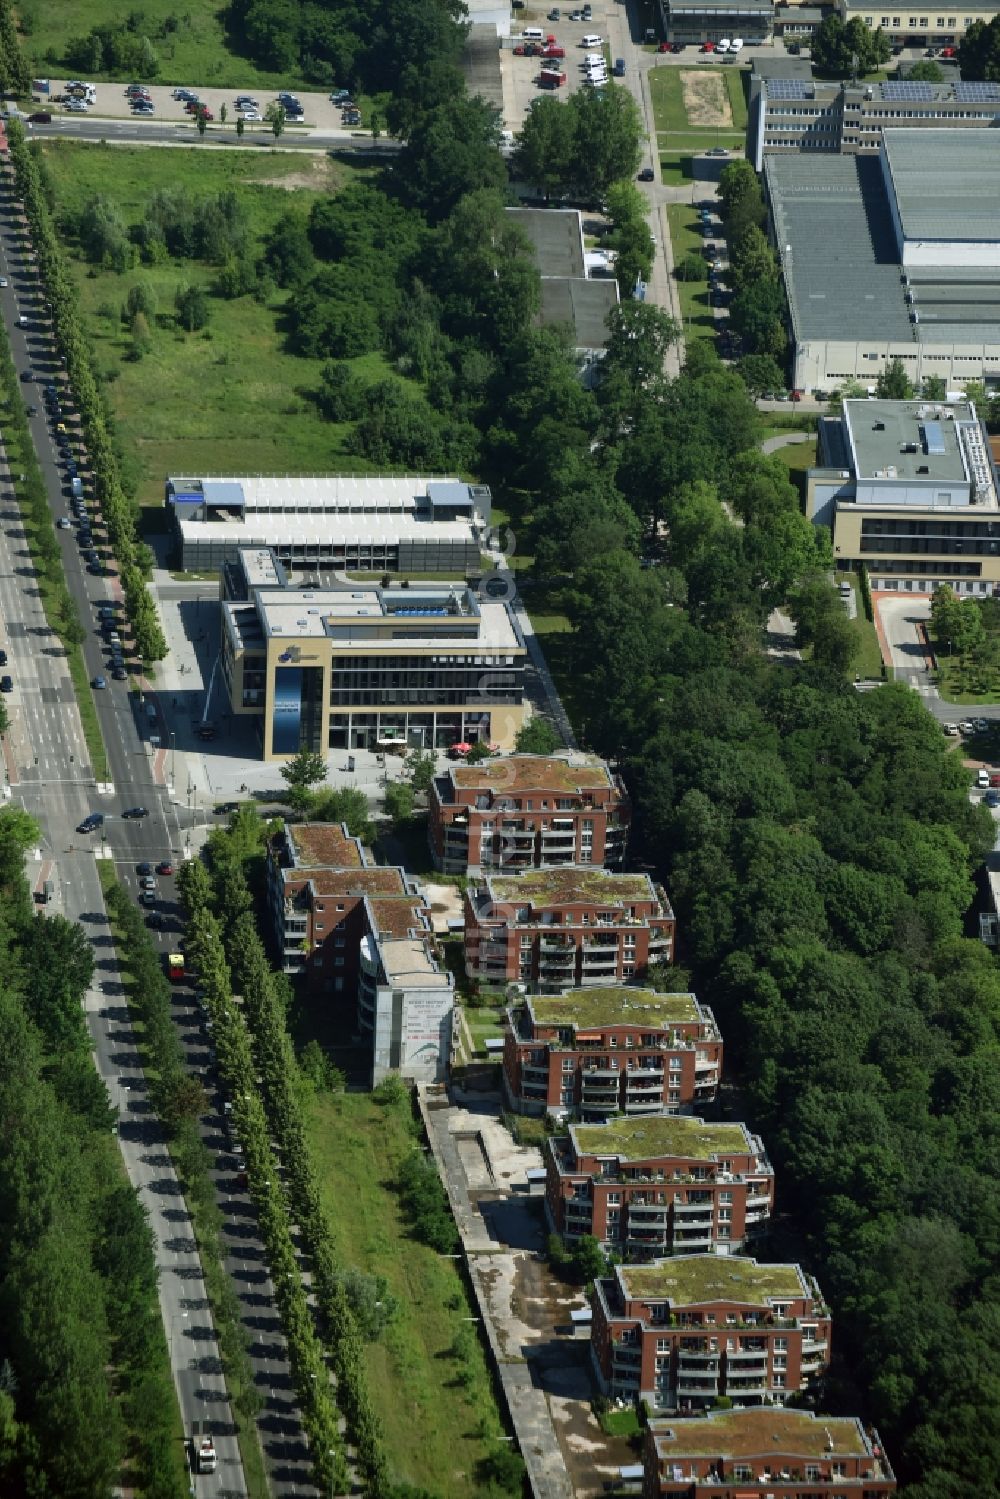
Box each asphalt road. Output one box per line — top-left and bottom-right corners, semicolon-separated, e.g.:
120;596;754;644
0;171;317;1498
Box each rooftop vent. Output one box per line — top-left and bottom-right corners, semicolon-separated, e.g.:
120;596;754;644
917;465;929;474
873;421;885;431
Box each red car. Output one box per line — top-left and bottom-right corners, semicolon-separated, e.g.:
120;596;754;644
989;772;1000;788
196;106;213;120
156;860;174;876
940;45;956;56
514;41;539;54
539;68;567;86
540;43;565;56
701;41;716;51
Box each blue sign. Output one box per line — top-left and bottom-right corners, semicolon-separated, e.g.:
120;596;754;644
272;668;302;754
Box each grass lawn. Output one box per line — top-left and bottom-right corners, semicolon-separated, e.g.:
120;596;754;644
600;1408;643;1438
666;202;716;345
769;437;817;475
840;575;885;679
934;659;1000;704
649;67;747;158
41;143;393;509
305;1088;508;1496
18;1;317;90
462;1002;507;1058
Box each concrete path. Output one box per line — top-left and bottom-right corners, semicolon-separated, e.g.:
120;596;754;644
761;430;813;456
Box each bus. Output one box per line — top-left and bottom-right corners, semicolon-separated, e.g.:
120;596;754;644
167;952;185;982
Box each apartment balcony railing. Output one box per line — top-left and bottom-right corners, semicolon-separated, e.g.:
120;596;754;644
612;1348;643;1369
624;1096;665;1115
627;1202;669;1220
673;1200;714;1216
801;1338;829;1355
675;1377;719;1397
726;1347;768;1361
673;1229;715;1248
725;1377;769;1395
521;1059;548;1077
677;1348;718;1365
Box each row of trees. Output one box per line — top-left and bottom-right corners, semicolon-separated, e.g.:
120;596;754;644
717;159;788;365
0;808;185;1498
5;116;167;664
513;87;645;205
193;808;523;1496
176;855;350;1497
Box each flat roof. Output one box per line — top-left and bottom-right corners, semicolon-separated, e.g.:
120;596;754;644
527;988;701;1028
571;1116;758;1162
487;869;657;907
765;152;1000;347
242;582;522;654
293;868;407;898
507;208;586;279
170;473;476;515
620;1257;807;1306
179;511;479;548
883;130;1000;245
751;56;814;78
378;932;451;989
452;754;612;795
286;823;365;869
649;1410;871;1460
844;398;981;483
537;277;619;351
368;898;428;941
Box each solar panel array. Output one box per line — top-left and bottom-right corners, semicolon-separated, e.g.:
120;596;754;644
767;78;812;99
954;80;1000;103
881;80;936;101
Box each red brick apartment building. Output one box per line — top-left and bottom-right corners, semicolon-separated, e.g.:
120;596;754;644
591;1257;831;1412
266;823;453;1083
546;1116;774;1257
464;869;675;992
503;986;722;1119
428;753;631;874
643;1410;896;1498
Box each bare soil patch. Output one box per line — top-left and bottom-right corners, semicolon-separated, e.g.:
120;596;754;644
681;69;732;127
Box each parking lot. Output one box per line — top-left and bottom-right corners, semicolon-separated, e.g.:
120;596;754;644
23;79;360;133
502;0;634;129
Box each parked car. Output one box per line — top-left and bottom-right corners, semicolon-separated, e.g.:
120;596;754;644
132;101;155;114
65;99;90;112
91;675;107;690
700;40;716;51
0;675;11;693
172;88;198;101
977;768;990;788
235;94;259;108
111;666;127;680
985;790;1000;808
638;166;654;181
989;770;1000;786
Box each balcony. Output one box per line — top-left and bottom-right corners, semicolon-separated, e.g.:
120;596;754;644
726;1347;768;1362
675;1377;719;1397
612;1347;643;1369
627;1201;669;1220
521;1060;549;1078
673;1229;714;1249
677;1347;718;1365
624;1095;665;1115
802;1337;829;1355
673;1200;714;1217
565;1199;592;1218
725;1377;768;1396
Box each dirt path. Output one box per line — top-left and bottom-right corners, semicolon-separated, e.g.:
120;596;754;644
681;69;732;127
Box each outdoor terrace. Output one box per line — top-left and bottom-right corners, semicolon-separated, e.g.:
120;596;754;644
620;1257;807;1308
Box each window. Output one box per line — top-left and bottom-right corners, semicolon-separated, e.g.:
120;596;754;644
562;1058;574;1071
718;1225;731;1238
774;1337;788;1351
773;1355;787;1370
718;1208;731;1222
656;1338;670;1352
773;1374;786;1388
607;1192;620;1204
720;1190;733;1204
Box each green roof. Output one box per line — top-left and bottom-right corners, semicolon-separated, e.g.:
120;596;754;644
621;1257;804;1307
529;988;700;1029
572;1115;754;1162
649;1409;869;1459
488;869;653;906
452;754;611;794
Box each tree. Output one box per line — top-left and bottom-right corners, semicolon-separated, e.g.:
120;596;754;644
514;95;577;197
676;251;706;283
728;224;778;292
737;353;786;397
569;1234;607;1283
280;748;328;813
174;283;209;332
197;111;207;137
875;357;913;399
385;779;416;825
922;374;947;400
129;310;152;359
404;748;437;794
397;95;506;221
567;84;643;198
959;15;1000;80
907;59;945;81
236;115;245;140
220;103;228;125
266;101;286;138
515;717;561;754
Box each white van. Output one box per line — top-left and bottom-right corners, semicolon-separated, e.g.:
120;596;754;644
717;37;731;51
582;32;602;45
523;26;544;39
730;37;744;51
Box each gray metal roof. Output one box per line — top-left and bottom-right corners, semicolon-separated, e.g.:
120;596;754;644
844;399;978;483
751;56;814;79
767;152;1000;347
668;0;772;12
507;207;585;279
883;129;1000;243
538;277;619;350
765;155;915;343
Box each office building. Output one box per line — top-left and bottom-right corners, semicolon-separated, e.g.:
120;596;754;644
765;131;1000;393
807;396;1000;593
503;987;722;1118
657;0;773;44
221;548;527;759
545;1116;775;1256
750;71;1000;171
464;870;676;991
838;0;1000;48
506;209;620;355
167;473;491;575
428;752;631;875
643;1410;896;1497
267;823;454;1083
591;1257;831;1411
